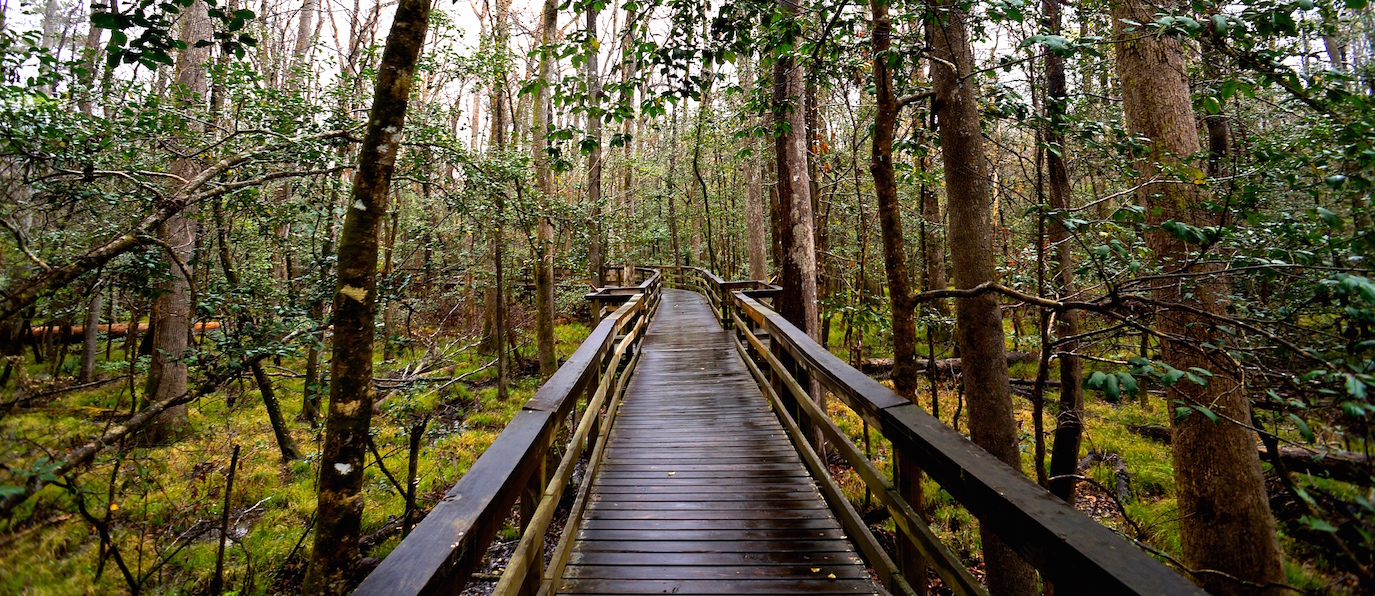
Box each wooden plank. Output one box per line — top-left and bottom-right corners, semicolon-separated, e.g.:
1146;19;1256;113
576;528;847;541
579;518;842;531
556;289;875;595
564;565;869;579
559;578;878;594
567;551;862;567
571;540;857;553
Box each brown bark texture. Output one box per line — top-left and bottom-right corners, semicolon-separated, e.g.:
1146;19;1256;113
144;0;211;442
870;0;919;402
1042;0;1085;503
586;3;604;287
1113;0;1286;592
533;0;558;378
925;1;1037;594
302;0;431;589
771;6;818;339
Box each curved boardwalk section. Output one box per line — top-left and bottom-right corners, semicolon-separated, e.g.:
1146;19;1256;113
559;289;878;595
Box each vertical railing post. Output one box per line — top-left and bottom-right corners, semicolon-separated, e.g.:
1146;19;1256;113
519;443;549;596
894;447;929;593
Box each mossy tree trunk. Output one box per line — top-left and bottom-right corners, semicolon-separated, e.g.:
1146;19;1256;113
302;0;432;589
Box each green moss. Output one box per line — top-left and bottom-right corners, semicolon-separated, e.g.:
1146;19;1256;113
0;323;589;595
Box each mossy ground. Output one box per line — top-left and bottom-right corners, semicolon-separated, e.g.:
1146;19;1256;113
0;322;590;595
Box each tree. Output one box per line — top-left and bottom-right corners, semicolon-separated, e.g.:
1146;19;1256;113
1041;0;1085;504
585;0;604;288
925;0;1037;593
143;0;210;442
303;0;433;590
1112;0;1286;592
532;0;558;378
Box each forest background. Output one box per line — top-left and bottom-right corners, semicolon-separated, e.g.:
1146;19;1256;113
1;0;1374;592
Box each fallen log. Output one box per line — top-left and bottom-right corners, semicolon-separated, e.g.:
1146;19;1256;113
861;350;1038;377
18;322;221;344
1127;424;1373;483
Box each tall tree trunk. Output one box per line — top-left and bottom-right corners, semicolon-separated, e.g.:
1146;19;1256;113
585;2;604;287
303;0;431;588
1113;1;1286;592
926;2;1036;594
144;0;210;442
870;0;919;403
742;57;768;281
491;0;511;401
1042;0;1085;504
772;5;818;337
869;3;926;589
666;107;683;268
772;0;824;458
533;0;558;378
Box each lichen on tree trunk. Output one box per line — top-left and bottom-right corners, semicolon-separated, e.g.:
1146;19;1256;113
302;0;432;589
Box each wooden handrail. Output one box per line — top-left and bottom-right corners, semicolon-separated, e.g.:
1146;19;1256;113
720;289;1204;595
355;271;661;596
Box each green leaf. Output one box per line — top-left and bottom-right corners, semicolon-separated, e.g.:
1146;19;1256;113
1203;96;1221;115
1085;370;1107;389
1316;207;1344;230
1346;0;1368;10
0;486;24;498
1161;366;1185;386
1117;372;1139;395
1104;373;1120;400
1300;515;1339;533
1196;405;1220;424
1345;374;1367;399
1288;413;1315;443
1174;405;1194;420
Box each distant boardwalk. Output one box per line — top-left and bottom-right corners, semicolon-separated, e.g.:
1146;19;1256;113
558;289;878;594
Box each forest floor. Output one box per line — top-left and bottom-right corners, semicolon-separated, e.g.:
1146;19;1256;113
0;322;591;595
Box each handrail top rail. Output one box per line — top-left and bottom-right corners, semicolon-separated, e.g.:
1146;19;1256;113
726;289;1203;595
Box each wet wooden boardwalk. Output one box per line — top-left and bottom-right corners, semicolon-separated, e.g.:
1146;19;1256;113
558;289;877;595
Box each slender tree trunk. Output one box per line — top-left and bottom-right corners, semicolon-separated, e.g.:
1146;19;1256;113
743;55;768;280
666;107;683;268
532;0;558;378
1113;1;1286;592
870;7;927;588
1042;0;1085;504
215;200;301;461
870;0;919;402
79;287;101;383
926;2;1036;594
491;0;511;401
303;0;432;588
145;0;210;442
585;3;604;287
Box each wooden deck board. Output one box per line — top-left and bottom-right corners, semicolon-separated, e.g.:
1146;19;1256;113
558;289;877;595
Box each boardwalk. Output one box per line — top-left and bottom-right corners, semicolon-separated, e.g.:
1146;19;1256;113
558;289;878;595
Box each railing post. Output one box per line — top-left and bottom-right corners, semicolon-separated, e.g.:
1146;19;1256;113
519;446;548;596
894;447;930;594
